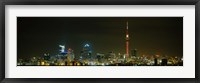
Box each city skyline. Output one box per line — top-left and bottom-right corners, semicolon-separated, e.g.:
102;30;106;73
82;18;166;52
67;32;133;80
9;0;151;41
17;17;183;60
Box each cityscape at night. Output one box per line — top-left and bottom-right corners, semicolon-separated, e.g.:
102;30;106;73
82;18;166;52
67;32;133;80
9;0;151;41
17;17;183;66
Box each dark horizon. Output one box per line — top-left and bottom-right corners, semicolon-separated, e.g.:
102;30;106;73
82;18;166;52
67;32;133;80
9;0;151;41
17;17;183;59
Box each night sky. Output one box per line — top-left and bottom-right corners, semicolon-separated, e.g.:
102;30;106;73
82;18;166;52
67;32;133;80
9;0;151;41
17;17;183;59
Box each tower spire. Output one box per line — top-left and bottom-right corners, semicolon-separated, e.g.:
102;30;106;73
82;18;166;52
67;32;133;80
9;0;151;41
127;21;128;30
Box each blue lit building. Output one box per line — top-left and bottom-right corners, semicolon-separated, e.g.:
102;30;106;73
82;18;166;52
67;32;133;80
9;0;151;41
80;44;92;61
59;45;67;56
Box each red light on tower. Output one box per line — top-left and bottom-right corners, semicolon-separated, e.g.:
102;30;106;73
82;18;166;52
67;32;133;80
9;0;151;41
125;21;129;58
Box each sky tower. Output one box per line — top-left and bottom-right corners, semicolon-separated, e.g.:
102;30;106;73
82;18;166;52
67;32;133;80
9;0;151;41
125;21;129;58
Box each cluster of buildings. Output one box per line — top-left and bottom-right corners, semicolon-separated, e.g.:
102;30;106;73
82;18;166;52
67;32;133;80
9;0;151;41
17;44;183;66
17;21;183;66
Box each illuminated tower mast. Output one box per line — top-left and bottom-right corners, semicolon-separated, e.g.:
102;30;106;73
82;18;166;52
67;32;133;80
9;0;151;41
125;21;129;58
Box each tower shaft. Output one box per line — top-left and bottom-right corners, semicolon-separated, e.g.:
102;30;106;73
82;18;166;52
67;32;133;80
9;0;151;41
126;21;129;58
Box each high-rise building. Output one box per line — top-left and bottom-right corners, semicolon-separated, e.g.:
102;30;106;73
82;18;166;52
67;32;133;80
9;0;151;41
96;53;105;63
59;45;67;56
44;53;50;61
161;59;168;66
107;51;115;61
131;49;137;57
67;48;75;62
80;44;92;61
154;58;158;66
125;21;130;58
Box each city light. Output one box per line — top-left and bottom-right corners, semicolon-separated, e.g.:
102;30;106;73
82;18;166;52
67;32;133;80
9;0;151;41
17;21;183;66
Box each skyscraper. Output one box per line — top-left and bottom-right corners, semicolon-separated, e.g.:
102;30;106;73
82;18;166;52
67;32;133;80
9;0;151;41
125;21;129;58
67;48;75;62
80;44;92;61
59;45;67;56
